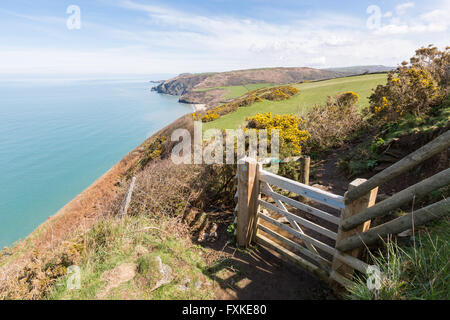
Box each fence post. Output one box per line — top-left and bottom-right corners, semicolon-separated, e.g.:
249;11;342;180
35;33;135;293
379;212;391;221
303;156;310;186
237;157;260;247
330;178;378;291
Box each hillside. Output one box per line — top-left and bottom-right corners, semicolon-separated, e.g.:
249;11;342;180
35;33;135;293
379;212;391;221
152;67;349;106
203;73;387;131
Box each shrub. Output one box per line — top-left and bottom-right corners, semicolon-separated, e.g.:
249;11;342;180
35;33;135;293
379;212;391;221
138;135;167;168
201;110;220;122
369;45;449;123
335;91;359;107
302;92;364;152
246;112;310;156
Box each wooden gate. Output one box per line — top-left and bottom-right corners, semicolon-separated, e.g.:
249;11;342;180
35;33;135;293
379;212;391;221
235;130;450;292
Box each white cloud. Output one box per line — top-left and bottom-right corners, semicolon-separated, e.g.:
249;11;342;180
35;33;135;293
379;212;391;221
1;0;449;74
374;6;450;35
396;2;415;15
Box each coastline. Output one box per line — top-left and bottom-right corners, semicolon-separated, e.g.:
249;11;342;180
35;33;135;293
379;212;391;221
0;111;193;280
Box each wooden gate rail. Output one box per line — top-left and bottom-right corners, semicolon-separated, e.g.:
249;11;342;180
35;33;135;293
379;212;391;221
260;184;340;224
236;129;450;294
259;169;345;209
341;168;450;231
255;233;330;282
256;223;332;268
258;199;338;240
344;129;450;203
336;198;450;251
257;211;337;256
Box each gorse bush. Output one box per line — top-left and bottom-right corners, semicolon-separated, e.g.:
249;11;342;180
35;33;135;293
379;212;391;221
302;91;363;152
138;135;167;169
246;112;310;156
369;45;449;123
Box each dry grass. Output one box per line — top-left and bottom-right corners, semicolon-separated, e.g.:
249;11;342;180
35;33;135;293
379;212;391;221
131;160;206;218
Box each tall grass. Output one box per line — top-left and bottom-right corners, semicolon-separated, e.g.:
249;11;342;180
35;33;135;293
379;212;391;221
348;218;449;300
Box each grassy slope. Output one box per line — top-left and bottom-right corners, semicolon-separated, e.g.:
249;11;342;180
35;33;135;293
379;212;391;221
194;83;276;100
45;215;214;300
203;74;387;131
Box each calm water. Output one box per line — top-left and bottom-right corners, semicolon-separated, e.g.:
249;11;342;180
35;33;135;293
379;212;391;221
0;76;191;247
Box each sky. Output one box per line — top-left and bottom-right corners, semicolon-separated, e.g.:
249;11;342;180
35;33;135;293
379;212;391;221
0;0;449;75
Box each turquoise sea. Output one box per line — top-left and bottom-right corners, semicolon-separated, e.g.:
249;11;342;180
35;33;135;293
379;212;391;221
0;76;191;248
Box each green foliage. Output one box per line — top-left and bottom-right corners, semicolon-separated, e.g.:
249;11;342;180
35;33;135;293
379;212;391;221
370;137;385;153
226;223;235;236
338;138;381;177
348;218;450;300
339;99;449;177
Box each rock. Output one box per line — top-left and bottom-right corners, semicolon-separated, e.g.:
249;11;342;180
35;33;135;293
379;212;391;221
98;263;137;298
209;232;218;241
150;256;173;292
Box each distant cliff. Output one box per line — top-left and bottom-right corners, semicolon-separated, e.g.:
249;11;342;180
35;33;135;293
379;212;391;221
152;67;349;106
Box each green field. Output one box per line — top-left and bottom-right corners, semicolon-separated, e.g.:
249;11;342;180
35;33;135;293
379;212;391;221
203;74;387;131
195;83;276;100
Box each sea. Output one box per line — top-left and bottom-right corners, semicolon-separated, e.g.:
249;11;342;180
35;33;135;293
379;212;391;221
0;75;192;248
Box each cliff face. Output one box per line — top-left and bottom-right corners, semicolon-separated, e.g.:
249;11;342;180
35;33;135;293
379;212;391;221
152;73;214;95
151;67;349;106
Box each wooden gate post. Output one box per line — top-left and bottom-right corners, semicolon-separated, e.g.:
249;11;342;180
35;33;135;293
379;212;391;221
330;178;378;290
236;157;260;247
303;156;310;186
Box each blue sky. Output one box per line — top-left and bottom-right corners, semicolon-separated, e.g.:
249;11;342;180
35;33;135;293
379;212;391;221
0;0;449;75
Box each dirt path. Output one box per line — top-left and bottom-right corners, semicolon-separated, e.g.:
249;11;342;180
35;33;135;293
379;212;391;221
312;147;351;196
196;149;355;300
201;224;334;300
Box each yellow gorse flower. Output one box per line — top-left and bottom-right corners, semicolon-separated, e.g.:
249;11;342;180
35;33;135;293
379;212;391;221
246;112;310;155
